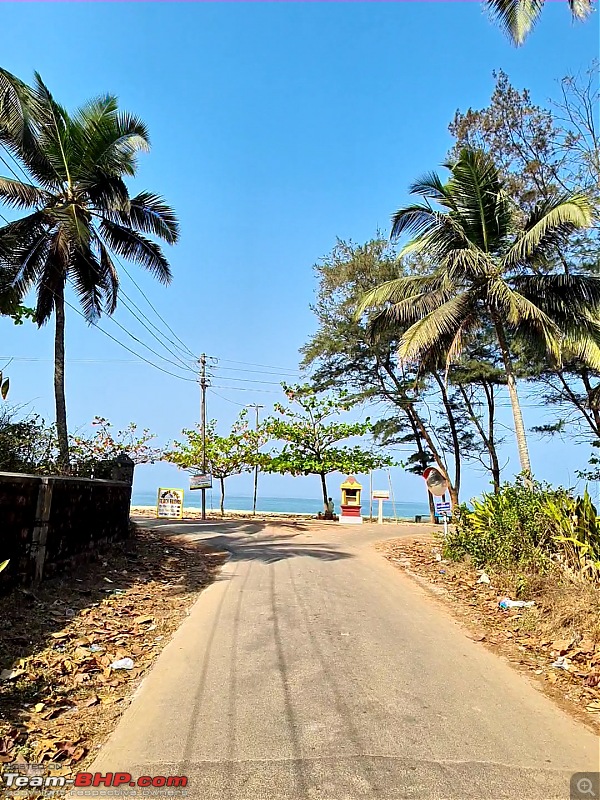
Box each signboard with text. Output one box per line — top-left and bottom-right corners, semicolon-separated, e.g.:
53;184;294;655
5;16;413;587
372;490;390;500
156;488;184;519
190;475;212;490
434;497;452;516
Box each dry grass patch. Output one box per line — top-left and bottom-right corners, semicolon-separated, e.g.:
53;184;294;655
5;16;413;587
0;525;226;781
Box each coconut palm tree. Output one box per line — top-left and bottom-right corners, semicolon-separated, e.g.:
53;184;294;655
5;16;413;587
358;148;599;476
485;0;594;46
0;69;179;468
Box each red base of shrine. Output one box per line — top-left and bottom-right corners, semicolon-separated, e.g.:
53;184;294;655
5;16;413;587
340;505;361;517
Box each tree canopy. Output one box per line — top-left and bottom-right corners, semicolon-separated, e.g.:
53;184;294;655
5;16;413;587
260;384;393;506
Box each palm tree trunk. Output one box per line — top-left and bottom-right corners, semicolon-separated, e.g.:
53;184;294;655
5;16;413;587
492;317;531;476
54;285;69;472
219;477;225;517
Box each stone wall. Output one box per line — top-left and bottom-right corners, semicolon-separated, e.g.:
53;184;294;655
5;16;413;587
0;468;133;590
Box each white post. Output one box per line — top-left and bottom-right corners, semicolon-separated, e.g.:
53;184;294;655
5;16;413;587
377;497;384;525
443;514;448;538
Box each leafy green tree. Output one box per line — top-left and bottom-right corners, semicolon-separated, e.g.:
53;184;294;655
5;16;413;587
165;411;261;516
0;69;179;469
484;0;594;46
359;147;598;477
260;384;393;507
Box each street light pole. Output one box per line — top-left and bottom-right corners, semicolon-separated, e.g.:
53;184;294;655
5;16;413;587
246;403;263;515
200;353;207;521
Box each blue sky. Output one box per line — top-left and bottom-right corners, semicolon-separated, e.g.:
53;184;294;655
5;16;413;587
0;2;598;507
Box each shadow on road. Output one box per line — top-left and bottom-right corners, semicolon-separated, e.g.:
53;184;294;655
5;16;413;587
137;517;354;564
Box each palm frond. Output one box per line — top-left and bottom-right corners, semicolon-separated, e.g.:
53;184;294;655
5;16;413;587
397;292;476;363
367;286;458;340
446;148;512;253
74;100;150;181
408;171;453;206
0;177;49;209
488;278;562;361
69;245;104;323
513;274;600;322
484;0;545;45
561;327;600;372
356;274;446;317
100;219;172;283
0;69;56;189
35;231;68;325
119;192;179;244
504;194;592;268
569;0;594;19
96;240;119;314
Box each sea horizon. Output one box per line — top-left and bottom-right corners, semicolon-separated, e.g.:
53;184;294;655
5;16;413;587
131;489;431;519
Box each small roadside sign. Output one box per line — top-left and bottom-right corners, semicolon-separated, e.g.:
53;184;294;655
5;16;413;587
157;488;184;519
190;474;212;490
372;489;390;499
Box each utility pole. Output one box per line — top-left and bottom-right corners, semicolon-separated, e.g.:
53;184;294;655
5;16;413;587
246;404;263;515
200;353;207;521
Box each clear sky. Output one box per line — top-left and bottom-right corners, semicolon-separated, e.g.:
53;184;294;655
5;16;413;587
0;2;598;506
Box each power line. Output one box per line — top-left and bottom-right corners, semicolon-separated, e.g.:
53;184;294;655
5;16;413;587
112;254;198;361
0;150;29;185
210;384;281;394
66;279;196;377
215;356;303;373
214;364;302;377
61;295;198;383
0;356;161;364
208;371;282;386
209;387;249;407
116;292;196;372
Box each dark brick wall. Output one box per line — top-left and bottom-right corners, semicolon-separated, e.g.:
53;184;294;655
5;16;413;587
0;472;132;590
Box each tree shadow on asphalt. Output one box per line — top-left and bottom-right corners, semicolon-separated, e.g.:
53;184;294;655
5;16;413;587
143;518;355;564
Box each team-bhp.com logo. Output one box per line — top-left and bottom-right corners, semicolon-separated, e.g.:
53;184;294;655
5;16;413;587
2;769;188;791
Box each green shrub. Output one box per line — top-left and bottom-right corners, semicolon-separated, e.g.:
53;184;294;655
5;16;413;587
443;477;561;570
446;478;600;582
542;488;600;580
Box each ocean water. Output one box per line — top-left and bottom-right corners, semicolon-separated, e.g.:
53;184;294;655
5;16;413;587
131;489;431;520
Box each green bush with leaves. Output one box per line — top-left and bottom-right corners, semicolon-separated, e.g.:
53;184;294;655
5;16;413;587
445;477;600;582
543;488;600;580
443;477;562;570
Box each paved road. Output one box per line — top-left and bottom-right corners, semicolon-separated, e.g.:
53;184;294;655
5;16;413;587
73;520;599;800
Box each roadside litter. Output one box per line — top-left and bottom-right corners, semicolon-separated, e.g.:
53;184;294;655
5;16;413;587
551;656;569;670
476;572;491;584
498;597;535;610
110;657;135;670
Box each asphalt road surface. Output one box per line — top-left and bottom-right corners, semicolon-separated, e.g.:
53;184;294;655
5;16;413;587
72;519;600;800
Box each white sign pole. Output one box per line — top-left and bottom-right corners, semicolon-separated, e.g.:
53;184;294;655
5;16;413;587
378;497;384;525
